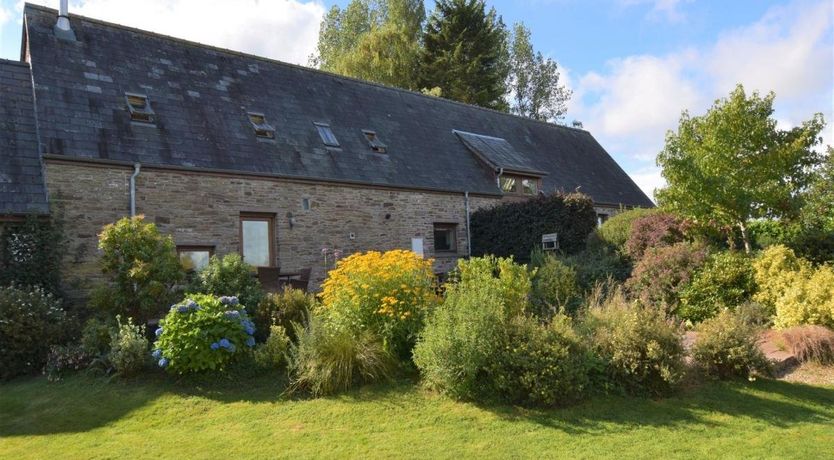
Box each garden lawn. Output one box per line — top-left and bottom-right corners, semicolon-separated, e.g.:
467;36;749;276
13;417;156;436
1;374;833;459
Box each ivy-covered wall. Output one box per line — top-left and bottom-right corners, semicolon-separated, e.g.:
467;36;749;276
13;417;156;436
0;216;65;296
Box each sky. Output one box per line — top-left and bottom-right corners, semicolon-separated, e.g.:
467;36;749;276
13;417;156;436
1;0;832;201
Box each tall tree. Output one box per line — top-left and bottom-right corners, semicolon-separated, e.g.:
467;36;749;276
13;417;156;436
656;85;825;253
508;23;571;122
311;0;425;89
419;0;509;110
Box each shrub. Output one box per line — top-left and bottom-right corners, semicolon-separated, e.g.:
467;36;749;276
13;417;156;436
414;256;530;400
470;192;597;260
153;294;257;374
490;314;590;406
109;316;149;377
678;251;756;323
781;325;834;364
0;284;69;380
626;243;708;317
81;317;116;356
255;287;315;342
320;250;437;360
752;245;810;312
254;325;291;369
691;309;770;379
95;216;184;324
43;344;91;382
189;253;264;320
287;315;392;396
593;207;658;253
562;248;632;291
581;288;685;396
625;212;689;260
0;215;66;296
530;253;580;317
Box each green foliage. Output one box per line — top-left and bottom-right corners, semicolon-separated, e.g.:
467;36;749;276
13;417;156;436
96;216;184;324
581;288;685;396
678;252;756;323
801;148;834;234
189;253;264;318
530;253;580;317
0;214;65;296
626;243;708;316
108;316;149;377
471;193;597;261
624;212;688;260
43;344;91;382
153;294;256;374
691;309;770;380
491;314;590;406
592;207;658;254
561;248;632;291
254;325;291;370
255;288;315;342
81;317;115;356
287;315;393;396
420;0;509;110
507;22;571;122
0;284;70;380
657;85;825;252
751;245;809;312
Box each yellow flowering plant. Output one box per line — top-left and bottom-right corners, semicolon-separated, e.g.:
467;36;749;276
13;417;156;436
320;250;438;360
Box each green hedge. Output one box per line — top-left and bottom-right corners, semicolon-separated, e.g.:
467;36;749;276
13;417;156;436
470;193;596;261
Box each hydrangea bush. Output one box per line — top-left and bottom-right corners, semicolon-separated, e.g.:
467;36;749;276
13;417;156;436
153;294;256;373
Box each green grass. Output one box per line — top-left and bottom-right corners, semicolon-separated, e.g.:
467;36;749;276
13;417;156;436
1;372;833;459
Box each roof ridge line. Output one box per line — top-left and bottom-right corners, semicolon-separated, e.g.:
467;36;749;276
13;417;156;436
22;3;590;135
0;57;29;67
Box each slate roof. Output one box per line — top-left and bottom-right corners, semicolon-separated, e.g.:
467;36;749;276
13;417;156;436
0;59;48;215
15;3;653;208
454;130;548;177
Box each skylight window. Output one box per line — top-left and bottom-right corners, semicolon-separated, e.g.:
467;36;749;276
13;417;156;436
125;92;155;124
314;122;339;147
247;112;275;139
362;130;387;153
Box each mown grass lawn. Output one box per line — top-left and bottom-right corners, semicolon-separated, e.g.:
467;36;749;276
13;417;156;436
1;373;832;459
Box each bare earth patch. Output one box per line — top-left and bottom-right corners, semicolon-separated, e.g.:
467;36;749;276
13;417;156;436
778;363;834;387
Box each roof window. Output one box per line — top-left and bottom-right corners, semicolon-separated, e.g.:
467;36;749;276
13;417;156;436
362;130;387;153
125;93;155;124
314;122;339;147
247;112;275;139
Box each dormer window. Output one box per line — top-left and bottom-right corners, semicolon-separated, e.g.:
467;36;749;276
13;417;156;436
314;122;339;147
125;93;155;124
362;130;387;153
247;112;275;139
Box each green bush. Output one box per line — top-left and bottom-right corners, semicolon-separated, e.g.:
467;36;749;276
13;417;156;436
109;316;149;377
189;253;264;321
81;317;116;356
626;243;708;317
43;344;91;382
593;207;658;253
413;256;530;400
0;284;70;380
691;309;770;379
254;325;291;369
530;253;580;317
562;248;632;291
470;192;597;260
581;288;685;396
491;314;590;406
625;212;688;260
255;287;315;342
95;216;184;324
287;315;392;396
678;252;756;323
0;215;66;296
153;294;257;374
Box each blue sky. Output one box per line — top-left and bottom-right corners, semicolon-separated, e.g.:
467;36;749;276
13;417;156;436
1;1;831;199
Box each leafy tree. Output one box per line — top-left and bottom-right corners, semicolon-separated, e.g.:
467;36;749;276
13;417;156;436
802;147;834;233
508;22;571;122
312;0;425;89
656;85;825;252
419;0;509;110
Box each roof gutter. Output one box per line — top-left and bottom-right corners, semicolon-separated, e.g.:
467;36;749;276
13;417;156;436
129;163;141;217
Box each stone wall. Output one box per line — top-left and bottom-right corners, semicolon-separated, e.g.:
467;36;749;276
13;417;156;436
44;160;500;301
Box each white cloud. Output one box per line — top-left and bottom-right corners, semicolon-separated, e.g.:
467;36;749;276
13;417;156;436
20;0;326;65
618;0;691;23
629;166;664;203
0;6;10;27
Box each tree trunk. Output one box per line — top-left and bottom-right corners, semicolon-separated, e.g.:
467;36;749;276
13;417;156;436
738;221;751;254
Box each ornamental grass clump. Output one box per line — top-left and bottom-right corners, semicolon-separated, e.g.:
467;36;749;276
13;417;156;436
153;294;256;373
781;325;834;364
320;250;437;360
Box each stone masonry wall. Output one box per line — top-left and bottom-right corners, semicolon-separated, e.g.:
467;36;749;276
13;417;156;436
45;160;499;302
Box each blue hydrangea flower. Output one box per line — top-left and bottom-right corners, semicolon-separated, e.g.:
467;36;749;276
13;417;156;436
155;327;163;337
245;337;256;347
186;300;199;310
152;349;162;359
158;357;169;368
219;338;231;349
177;305;190;314
210;342;220;350
228;344;237;353
224;310;240;319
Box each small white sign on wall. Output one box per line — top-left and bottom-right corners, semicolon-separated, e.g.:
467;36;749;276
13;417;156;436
411;238;424;257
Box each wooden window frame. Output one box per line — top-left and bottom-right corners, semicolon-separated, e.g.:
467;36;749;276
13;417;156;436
433;223;458;254
176;245;215;272
239;213;276;267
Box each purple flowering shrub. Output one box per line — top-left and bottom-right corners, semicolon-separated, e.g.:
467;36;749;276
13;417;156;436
153;293;256;373
625;212;689;260
626;243;708;317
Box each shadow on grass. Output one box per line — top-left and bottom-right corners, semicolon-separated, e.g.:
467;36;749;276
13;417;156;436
1;373;831;438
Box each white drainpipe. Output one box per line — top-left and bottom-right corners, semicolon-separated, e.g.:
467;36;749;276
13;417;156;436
129;163;141;217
